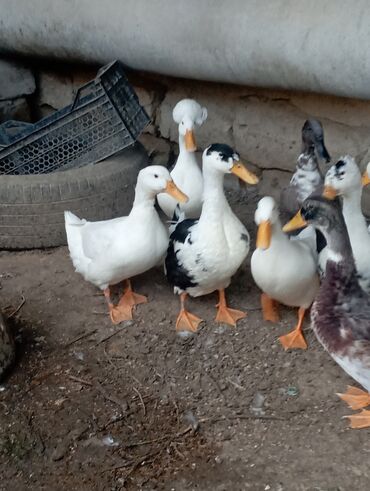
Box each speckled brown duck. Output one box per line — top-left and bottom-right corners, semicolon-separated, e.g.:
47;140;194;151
0;311;15;381
284;196;370;429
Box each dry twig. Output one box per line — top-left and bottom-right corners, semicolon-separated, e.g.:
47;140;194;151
133;387;146;416
68;375;93;386
6;295;26;318
64;329;97;347
95;327;126;345
123;425;193;448
96;382;128;413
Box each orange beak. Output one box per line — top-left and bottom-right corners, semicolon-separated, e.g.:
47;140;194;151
185;129;197;152
282;210;307;233
323;185;337;200
165;180;188;203
362;171;370;187
231;161;259;185
256;221;271;249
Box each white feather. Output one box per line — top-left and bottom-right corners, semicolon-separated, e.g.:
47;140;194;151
65;166;171;290
251;197;319;308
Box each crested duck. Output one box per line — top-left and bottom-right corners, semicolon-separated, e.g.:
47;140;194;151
65;166;187;324
323;156;370;292
165;143;259;332
252;196;319;350
284;196;370;429
157;98;207;219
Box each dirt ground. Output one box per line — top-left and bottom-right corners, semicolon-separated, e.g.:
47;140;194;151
0;189;369;491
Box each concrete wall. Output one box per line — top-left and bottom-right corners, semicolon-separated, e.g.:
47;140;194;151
131;71;370;209
1;0;370;99
1;58;370;211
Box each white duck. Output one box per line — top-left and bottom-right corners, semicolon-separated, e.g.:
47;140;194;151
323;156;370;292
251;196;320;350
165;143;259;332
157;99;207;219
65;166;187;324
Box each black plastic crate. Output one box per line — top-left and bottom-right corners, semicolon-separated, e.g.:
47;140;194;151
0;61;150;175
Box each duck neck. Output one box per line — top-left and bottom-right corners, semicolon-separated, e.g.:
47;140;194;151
178;133;187;154
271;221;287;244
341;189;368;239
322;215;357;280
200;167;229;220
132;184;156;211
297;151;319;172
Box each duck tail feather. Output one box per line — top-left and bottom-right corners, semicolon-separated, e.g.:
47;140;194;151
64;211;86;226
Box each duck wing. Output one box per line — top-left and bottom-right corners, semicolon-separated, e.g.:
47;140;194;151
81;218;128;261
165;218;198;290
330;267;370;342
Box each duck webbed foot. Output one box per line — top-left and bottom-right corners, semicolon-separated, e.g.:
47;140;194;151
215;289;246;327
344;409;370;429
337;386;370;410
119;279;148;308
104;287;133;325
279;306;307;350
176;293;202;332
261;293;280;323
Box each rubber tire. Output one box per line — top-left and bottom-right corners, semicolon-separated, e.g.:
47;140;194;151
0;142;148;249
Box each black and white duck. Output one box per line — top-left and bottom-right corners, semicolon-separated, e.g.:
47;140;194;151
323;156;370;292
165;143;259;332
284;196;370;429
280;119;331;225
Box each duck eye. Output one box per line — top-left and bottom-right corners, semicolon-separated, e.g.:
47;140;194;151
154;174;158;178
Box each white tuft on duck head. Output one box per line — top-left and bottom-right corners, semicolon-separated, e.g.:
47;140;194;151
255;196;279;226
173;99;207;152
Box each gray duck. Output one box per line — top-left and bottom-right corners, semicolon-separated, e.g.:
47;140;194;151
284;196;370;429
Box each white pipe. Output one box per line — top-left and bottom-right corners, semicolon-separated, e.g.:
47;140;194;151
0;0;369;99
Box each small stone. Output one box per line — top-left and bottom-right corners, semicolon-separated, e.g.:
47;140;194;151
183;410;199;431
250;392;266;416
73;351;84;361
177;330;195;339
286;386;299;397
102;435;119;447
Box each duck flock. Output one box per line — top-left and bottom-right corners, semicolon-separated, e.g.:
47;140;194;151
64;99;370;430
